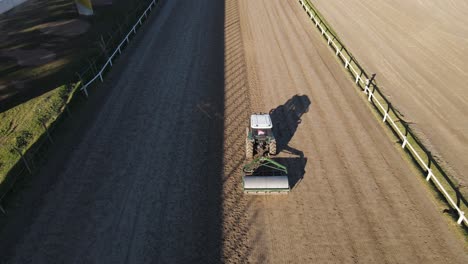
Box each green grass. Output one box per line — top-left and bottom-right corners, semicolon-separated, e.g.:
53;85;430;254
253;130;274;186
301;0;468;230
0;0;153;109
0;0;157;187
0;83;78;183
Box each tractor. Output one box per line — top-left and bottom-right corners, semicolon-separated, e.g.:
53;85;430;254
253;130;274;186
246;113;277;158
243;113;289;194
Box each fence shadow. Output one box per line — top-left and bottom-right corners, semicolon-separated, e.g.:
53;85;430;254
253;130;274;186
299;0;468;227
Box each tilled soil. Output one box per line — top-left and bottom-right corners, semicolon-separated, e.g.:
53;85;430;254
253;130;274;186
309;0;468;195
234;0;468;263
0;0;466;263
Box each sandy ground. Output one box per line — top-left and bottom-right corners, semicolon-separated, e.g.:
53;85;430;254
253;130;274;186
309;0;468;194
234;0;468;262
0;0;466;263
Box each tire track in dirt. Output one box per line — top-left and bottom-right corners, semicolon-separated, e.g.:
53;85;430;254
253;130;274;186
310;0;468;195
221;0;252;262
236;0;468;263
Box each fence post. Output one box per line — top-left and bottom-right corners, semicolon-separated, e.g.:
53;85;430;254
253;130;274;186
75;72;83;84
426;169;433;181
457;211;465;225
401;121;409;149
14;147;32;174
87;59;97;76
0;203;5;215
402;137;408;149
426;151;432;169
364;73;376;94
117;21;124;37
336;46;341;56
355;70;362;84
75;72;86;98
345;57;351;69
383;103;391;122
82;86;89;98
41;120;54;144
99;35;110;60
364;79;369;93
368;83;376;102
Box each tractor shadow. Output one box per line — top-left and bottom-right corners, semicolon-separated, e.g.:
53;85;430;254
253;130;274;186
272;154;307;190
269;94;311;189
269;94;311;151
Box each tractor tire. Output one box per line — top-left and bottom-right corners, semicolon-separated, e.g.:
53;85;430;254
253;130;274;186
269;140;277;155
246;139;254;158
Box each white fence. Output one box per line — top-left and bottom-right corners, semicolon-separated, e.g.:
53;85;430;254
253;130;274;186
299;0;467;226
79;0;158;97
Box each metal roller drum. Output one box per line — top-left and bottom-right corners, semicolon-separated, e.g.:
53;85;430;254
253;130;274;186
243;176;290;194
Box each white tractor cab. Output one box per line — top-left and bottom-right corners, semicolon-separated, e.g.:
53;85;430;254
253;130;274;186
246;114;276;158
243;114;289;194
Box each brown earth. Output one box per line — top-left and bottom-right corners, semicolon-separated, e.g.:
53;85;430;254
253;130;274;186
0;0;466;263
233;0;468;262
309;0;468;195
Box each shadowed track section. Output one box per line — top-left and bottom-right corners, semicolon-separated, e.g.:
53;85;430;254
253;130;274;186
0;0;225;262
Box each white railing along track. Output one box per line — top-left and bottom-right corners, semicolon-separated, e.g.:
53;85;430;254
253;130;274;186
299;0;467;226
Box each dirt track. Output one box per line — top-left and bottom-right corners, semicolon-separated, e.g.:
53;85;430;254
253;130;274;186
233;0;468;262
0;0;466;263
309;0;468;194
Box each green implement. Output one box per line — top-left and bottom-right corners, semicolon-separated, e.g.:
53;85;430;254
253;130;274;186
243;157;290;194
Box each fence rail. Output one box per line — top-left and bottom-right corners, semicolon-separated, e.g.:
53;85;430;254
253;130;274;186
298;0;467;226
80;0;158;97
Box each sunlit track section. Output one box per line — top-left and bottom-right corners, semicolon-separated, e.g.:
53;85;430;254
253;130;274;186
236;0;468;262
298;0;467;227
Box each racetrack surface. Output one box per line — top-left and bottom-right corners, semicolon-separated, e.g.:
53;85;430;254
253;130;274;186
235;0;467;263
309;0;468;194
0;0;466;263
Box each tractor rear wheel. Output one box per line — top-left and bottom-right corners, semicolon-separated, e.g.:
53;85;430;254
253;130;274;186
269;140;277;155
246;139;254;158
